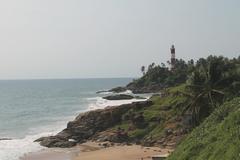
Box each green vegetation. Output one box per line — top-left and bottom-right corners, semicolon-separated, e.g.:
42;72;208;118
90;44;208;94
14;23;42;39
180;56;240;125
167;97;240;160
128;59;193;89
110;55;240;156
109;85;188;145
132;55;240;125
124;56;240;156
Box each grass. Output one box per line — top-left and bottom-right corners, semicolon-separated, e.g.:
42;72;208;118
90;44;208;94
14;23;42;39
108;83;240;159
108;84;188;144
167;97;240;160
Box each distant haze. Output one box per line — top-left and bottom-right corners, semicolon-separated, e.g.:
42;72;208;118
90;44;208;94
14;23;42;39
0;0;239;79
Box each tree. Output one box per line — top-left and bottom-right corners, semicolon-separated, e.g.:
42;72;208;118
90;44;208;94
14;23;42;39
141;66;145;75
182;56;240;125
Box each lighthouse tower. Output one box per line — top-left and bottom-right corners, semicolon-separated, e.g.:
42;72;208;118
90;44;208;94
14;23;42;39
170;45;176;70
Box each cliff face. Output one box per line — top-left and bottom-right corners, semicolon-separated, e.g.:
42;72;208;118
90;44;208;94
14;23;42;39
35;101;153;148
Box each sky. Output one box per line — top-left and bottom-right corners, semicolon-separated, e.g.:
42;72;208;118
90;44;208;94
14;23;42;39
0;0;239;79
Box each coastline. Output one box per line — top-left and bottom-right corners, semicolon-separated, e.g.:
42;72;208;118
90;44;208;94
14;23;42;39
22;141;172;160
21;94;152;160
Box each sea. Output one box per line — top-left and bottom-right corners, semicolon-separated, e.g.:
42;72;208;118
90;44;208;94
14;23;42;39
0;78;148;160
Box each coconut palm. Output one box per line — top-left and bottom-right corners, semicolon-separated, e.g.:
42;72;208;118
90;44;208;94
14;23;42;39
141;66;145;75
182;57;227;125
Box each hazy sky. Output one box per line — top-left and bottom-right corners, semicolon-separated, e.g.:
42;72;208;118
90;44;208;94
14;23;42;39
0;0;239;79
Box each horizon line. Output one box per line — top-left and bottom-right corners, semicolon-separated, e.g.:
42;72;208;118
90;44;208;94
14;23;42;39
0;77;136;81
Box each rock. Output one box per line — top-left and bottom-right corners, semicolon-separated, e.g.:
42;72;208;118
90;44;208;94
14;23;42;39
109;87;127;93
135;96;147;99
165;129;173;136
103;94;146;101
107;133;128;143
102;142;111;148
68;139;77;142
108;79;165;94
35;136;77;148
103;94;134;100
36;100;153;148
0;138;12;141
126;83;163;94
95;134;109;142
96;90;109;94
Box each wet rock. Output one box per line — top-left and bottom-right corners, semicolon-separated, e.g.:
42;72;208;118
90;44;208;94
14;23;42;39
35;136;77;148
109;87;127;93
96;90;109;94
103;94;134;100
126;83;163;94
0;138;12;141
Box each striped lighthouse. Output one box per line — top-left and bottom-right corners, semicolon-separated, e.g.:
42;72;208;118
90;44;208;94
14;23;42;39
170;45;176;70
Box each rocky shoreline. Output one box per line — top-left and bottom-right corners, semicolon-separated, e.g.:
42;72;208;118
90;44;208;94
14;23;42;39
102;94;146;100
120;84;163;94
35;101;153;148
97;83;163;94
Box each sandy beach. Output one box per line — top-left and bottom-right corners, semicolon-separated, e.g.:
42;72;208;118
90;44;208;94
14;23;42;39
22;142;172;160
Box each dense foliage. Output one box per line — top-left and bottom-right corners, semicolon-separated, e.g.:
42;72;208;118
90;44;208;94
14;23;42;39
96;55;240;159
108;55;240;158
180;56;240;125
131;56;240;125
133;56;239;89
158;56;240;159
129;59;194;89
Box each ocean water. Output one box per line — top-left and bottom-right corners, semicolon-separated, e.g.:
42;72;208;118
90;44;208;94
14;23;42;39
0;78;146;160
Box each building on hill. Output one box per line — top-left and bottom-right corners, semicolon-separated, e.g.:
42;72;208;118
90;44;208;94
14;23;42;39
170;45;176;70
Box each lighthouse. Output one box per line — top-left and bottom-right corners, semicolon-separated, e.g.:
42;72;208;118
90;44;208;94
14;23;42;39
170;45;176;70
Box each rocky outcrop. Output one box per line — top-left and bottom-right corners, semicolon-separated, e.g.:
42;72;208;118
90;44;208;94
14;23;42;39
96;90;108;94
35;136;77;148
35;101;153;148
109;87;127;93
103;94;134;100
126;82;163;94
102;94;146;100
98;83;163;95
0;138;12;141
96;87;128;94
108;83;163;94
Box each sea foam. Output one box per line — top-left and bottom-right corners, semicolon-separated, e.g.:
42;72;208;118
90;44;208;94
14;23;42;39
0;95;149;160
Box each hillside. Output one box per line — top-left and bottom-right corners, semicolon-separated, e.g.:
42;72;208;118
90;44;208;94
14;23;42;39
36;85;191;148
167;97;240;160
111;59;193;94
95;85;190;147
36;55;240;160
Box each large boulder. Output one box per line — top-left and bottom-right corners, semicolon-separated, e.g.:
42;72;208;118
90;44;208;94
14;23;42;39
35;136;77;148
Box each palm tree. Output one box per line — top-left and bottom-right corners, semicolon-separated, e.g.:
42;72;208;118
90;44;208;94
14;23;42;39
141;66;145;75
182;57;227;125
